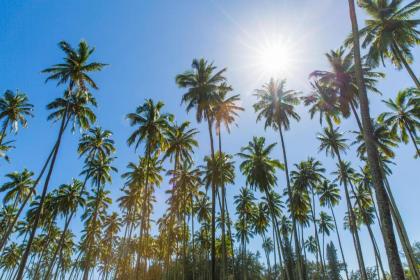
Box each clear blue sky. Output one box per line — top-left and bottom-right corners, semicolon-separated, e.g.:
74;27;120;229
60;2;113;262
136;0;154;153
1;0;418;272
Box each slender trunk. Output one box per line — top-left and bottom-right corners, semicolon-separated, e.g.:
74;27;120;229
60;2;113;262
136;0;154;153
336;153;368;280
0;119;9;146
348;181;387;279
16;105;69;280
278;127;304;280
206;117;216;280
137;142;152;276
310;189;325;276
218;132;227;280
350;102;363;132
191;195;195;280
330;207;349;280
348;2;405;278
272;225;278;277
383;175;420;280
407;126;420;157
224;194;236;277
393;43;420;89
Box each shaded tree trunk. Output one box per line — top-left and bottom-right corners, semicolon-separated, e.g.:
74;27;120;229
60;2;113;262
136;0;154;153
347;2;405;278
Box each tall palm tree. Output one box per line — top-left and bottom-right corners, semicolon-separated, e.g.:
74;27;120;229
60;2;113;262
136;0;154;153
378;88;420;157
176;58;228;279
213;85;243;276
237;136;292;279
0;89;33;145
253;78;306;279
317;127;368;279
291;158;326;275
347;2;405;278
16;40;106;280
318;179;350;280
126;98;171;273
355;0;420;88
168;161;201;280
234;187;256;280
80;188;112;280
253;201;272;275
44;179;87;278
318;211;334;265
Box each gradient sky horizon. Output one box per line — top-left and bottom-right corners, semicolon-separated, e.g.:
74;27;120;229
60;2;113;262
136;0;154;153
1;0;419;273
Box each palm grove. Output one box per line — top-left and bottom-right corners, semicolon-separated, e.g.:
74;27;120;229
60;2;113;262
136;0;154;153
0;1;419;279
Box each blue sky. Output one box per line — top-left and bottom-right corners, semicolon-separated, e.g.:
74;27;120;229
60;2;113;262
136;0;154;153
1;0;419;272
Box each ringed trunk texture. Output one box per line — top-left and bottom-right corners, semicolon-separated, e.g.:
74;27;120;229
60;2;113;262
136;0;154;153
347;1;405;279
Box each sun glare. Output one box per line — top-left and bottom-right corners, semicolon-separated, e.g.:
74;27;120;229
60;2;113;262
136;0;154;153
256;41;293;77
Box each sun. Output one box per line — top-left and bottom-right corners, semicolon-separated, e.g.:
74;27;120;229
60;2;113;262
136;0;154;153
256;41;293;77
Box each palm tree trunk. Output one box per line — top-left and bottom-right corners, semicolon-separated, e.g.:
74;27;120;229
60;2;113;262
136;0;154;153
45;175;89;278
330;207;349;280
278;126;304;280
16;104;69;280
348;181;387;279
206;117;217;280
310;188;325;277
392;43;420;89
382;175;420;280
336;153;368;280
348;2;405;278
224;194;236;277
137;142;152;276
218;132;227;280
0;119;9;147
406;125;420;157
191;195;195;280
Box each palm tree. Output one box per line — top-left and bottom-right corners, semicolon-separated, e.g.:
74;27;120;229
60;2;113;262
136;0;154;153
353;119;399;160
0;242;22;279
176;58;228;279
78;127;116;160
310;47;383;129
126;98;171;274
237;136;292;279
347;2;405;278
291;158;326;275
318;211;334;265
81;154;118;191
378;88;420;157
0;169;34;250
318;179;350;280
213;85;243;276
234;187;256;280
253;202;272;275
80;188;112;280
317;126;368;279
44;179;87;278
355;0;420;88
262;237;274;277
101;212;121;280
0;89;33;146
162;121;198;167
253;78;306;279
16;40;106;280
168;161;201;280
304;235;319;263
